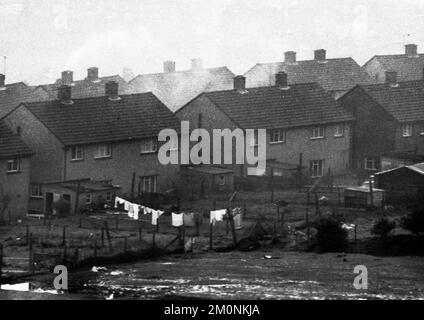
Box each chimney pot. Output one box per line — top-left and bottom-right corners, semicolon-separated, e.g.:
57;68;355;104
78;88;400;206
163;61;176;73
58;85;72;103
105;81;119;100
385;71;398;86
191;58;203;71
314;49;327;62
61;70;73;86
284;51;297;64
0;73;5;89
233;75;246;91
275;72;288;88
87;67;99;82
405;44;418;57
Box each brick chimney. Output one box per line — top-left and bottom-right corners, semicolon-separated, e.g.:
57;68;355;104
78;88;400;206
87;67;99;82
0;73;5;90
405;44;418;57
163;61;176;73
233;75;246;91
284;51;297;64
385;71;398;86
191;58;203;71
105;81;120;100
314;49;327;62
58;85;72;104
61;70;74;86
275;72;288;88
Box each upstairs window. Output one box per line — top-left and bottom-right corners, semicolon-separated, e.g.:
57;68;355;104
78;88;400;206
6;158;20;173
402;124;413;137
334;124;344;137
140;138;158;154
71;145;84;161
270;129;286;143
364;157;377;171
94;143;112;159
311;127;325;139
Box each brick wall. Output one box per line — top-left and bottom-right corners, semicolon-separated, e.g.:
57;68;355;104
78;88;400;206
0;157;31;219
64;140;180;196
178;95;352;177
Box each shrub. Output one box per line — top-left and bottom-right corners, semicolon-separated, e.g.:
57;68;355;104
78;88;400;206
371;217;396;239
402;206;424;236
316;217;348;252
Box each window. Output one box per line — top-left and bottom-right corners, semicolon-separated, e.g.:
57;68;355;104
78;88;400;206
334;124;344;137
140;138;158;154
141;175;157;193
30;183;43;198
6;158;19;173
402;124;413;137
106;192;112;202
71;145;84;160
270;129;285;143
94;143;112;159
85;193;92;204
311;127;325;139
364;157;377;171
310;160;325;178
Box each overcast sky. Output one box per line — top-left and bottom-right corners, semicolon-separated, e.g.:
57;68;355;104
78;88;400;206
1;0;424;84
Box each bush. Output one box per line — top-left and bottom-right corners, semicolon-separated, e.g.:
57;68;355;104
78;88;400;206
316;217;348;252
371;217;396;239
402;206;424;236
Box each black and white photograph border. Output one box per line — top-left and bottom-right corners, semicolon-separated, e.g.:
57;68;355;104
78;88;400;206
0;0;423;305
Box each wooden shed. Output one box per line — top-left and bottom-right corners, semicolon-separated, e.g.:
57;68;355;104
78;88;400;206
375;163;424;205
344;186;385;209
43;179;120;216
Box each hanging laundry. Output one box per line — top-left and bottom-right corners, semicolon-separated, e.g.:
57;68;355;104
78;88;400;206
151;210;164;225
210;209;227;226
172;212;184;227
182;212;195;227
128;204;135;219
232;207;243;230
133;206;140;220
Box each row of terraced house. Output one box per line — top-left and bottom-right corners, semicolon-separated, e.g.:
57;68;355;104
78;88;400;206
1;44;424;218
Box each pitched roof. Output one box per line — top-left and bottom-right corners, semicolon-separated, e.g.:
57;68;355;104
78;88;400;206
34;75;128;100
360;80;424;123
245;58;373;92
201;82;354;130
22;92;180;146
363;54;424;82
0;82;40;119
128;67;235;112
375;162;424;176
0;121;33;159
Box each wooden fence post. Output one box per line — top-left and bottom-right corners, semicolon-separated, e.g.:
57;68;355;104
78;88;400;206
104;221;112;252
101;227;105;248
0;243;3;278
228;209;237;247
26;225;30;245
28;233;34;274
62;225;66;247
